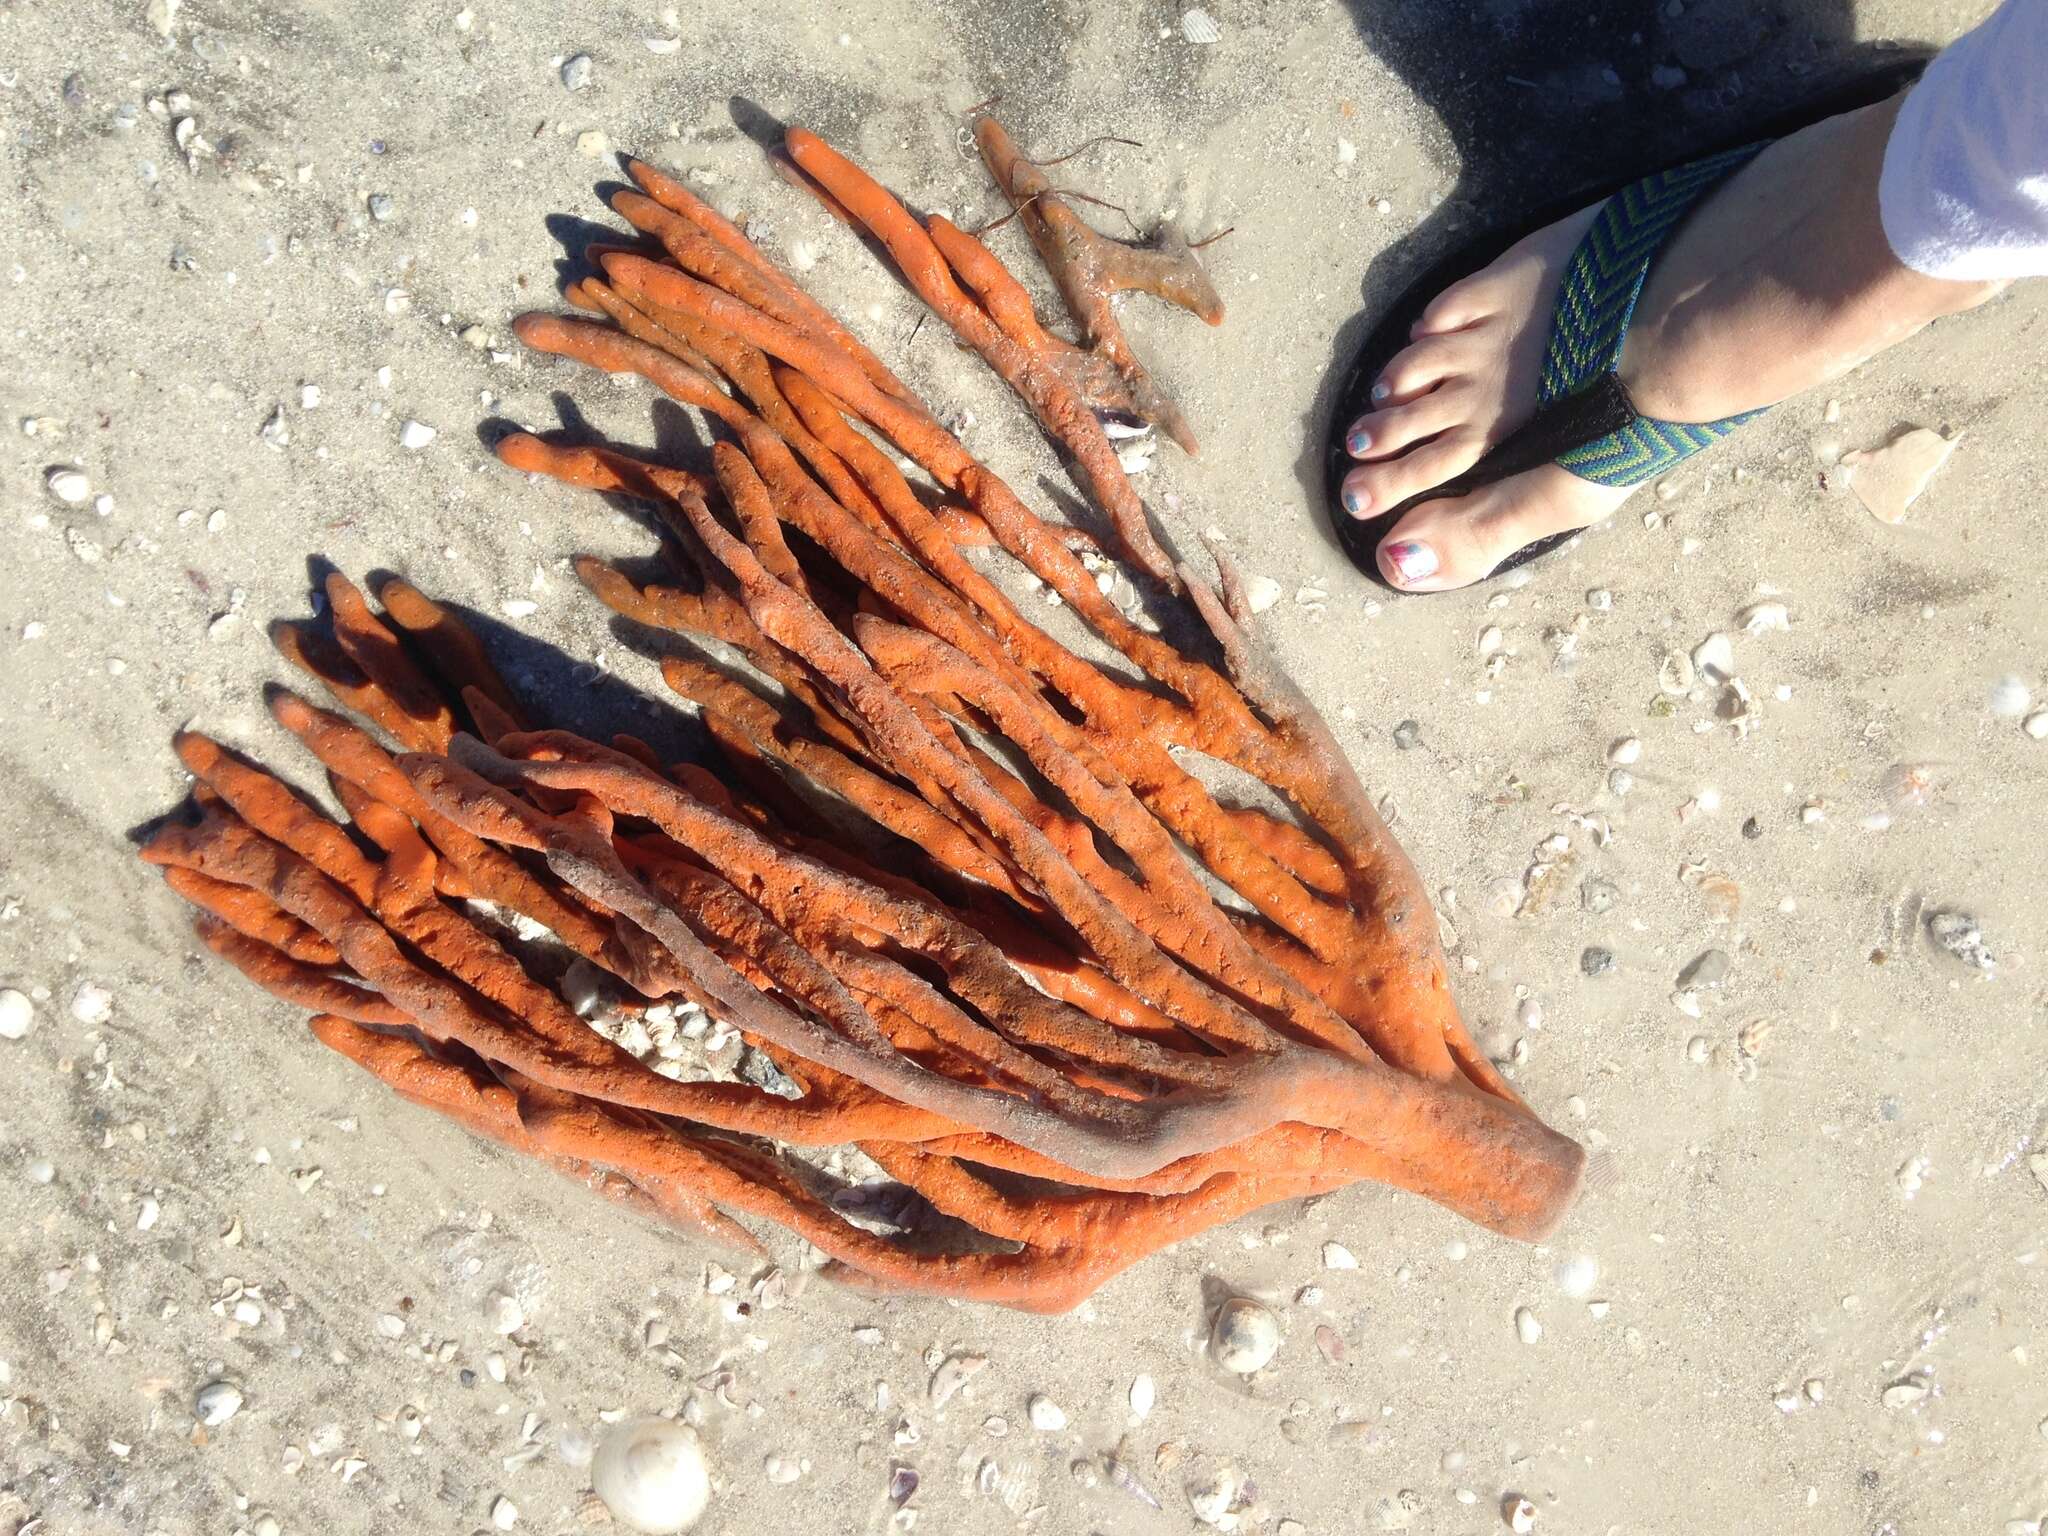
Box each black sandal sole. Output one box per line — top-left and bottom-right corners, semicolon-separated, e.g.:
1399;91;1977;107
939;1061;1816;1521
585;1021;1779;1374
1321;56;1932;589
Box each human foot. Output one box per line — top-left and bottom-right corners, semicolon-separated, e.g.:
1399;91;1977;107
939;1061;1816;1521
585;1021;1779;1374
1337;93;2006;591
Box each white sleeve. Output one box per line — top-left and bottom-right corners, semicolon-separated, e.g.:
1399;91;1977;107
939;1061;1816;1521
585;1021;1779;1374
1878;0;2048;282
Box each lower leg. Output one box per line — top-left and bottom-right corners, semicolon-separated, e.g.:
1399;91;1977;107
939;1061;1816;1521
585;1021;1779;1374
1621;93;2006;424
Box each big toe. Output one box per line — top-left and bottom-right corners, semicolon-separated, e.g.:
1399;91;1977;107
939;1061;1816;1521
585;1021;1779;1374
1374;466;1632;591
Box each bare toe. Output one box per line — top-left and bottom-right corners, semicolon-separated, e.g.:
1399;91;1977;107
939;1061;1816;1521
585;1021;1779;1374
1374;467;1630;590
1340;427;1487;518
1345;382;1474;459
1369;332;1475;405
1412;277;1498;337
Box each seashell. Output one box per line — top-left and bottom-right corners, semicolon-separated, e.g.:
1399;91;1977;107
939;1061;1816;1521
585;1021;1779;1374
1881;1373;1930;1409
1027;1395;1066;1432
1116;438;1156;475
1842;426;1957;524
1552;1255;1598;1299
929;1352;987;1408
46;467;92;503
1104;1454;1161;1509
193;1379;243;1426
1690;632;1734;684
590;1417;711;1533
1180;8;1221;44
1926;908;1995;973
1186;1465;1241;1528
1208;1297;1280;1373
1990;674;2032;719
1676;949;1730;990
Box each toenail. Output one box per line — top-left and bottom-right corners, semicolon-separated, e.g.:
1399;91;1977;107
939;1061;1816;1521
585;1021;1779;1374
1370;380;1392;403
1346;425;1373;456
1341;484;1371;517
1383;540;1438;584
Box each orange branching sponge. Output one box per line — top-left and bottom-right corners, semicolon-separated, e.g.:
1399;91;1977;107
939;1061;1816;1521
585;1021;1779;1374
143;126;1580;1312
970;115;1223;456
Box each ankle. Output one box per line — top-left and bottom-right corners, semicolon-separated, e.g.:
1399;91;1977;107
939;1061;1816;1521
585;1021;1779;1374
1617;95;2005;422
1887;264;2009;320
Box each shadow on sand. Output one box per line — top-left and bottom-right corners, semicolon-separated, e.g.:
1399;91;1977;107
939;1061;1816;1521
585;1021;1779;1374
1294;0;1935;550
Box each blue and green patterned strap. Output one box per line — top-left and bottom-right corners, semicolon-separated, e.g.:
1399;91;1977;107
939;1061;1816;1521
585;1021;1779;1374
1539;143;1769;487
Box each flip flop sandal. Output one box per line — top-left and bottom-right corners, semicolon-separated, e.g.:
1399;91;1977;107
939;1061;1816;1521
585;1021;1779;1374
1322;61;1928;589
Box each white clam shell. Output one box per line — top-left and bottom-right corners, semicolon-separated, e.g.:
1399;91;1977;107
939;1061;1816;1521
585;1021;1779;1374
591;1417;711;1534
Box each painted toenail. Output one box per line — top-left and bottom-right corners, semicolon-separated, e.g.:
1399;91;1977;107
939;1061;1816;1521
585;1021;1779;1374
1346;426;1373;456
1370;380;1392;403
1341;484;1371;517
1383;540;1438;583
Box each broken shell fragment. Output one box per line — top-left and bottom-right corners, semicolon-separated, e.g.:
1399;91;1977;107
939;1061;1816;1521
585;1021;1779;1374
929;1353;988;1408
1881;1374;1931;1409
1739;602;1790;634
1925;909;1996;974
0;988;31;1041
1842;425;1958;524
1128;1374;1156;1421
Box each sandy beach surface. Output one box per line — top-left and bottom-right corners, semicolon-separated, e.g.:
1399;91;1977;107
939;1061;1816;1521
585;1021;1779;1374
4;1;2046;1532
